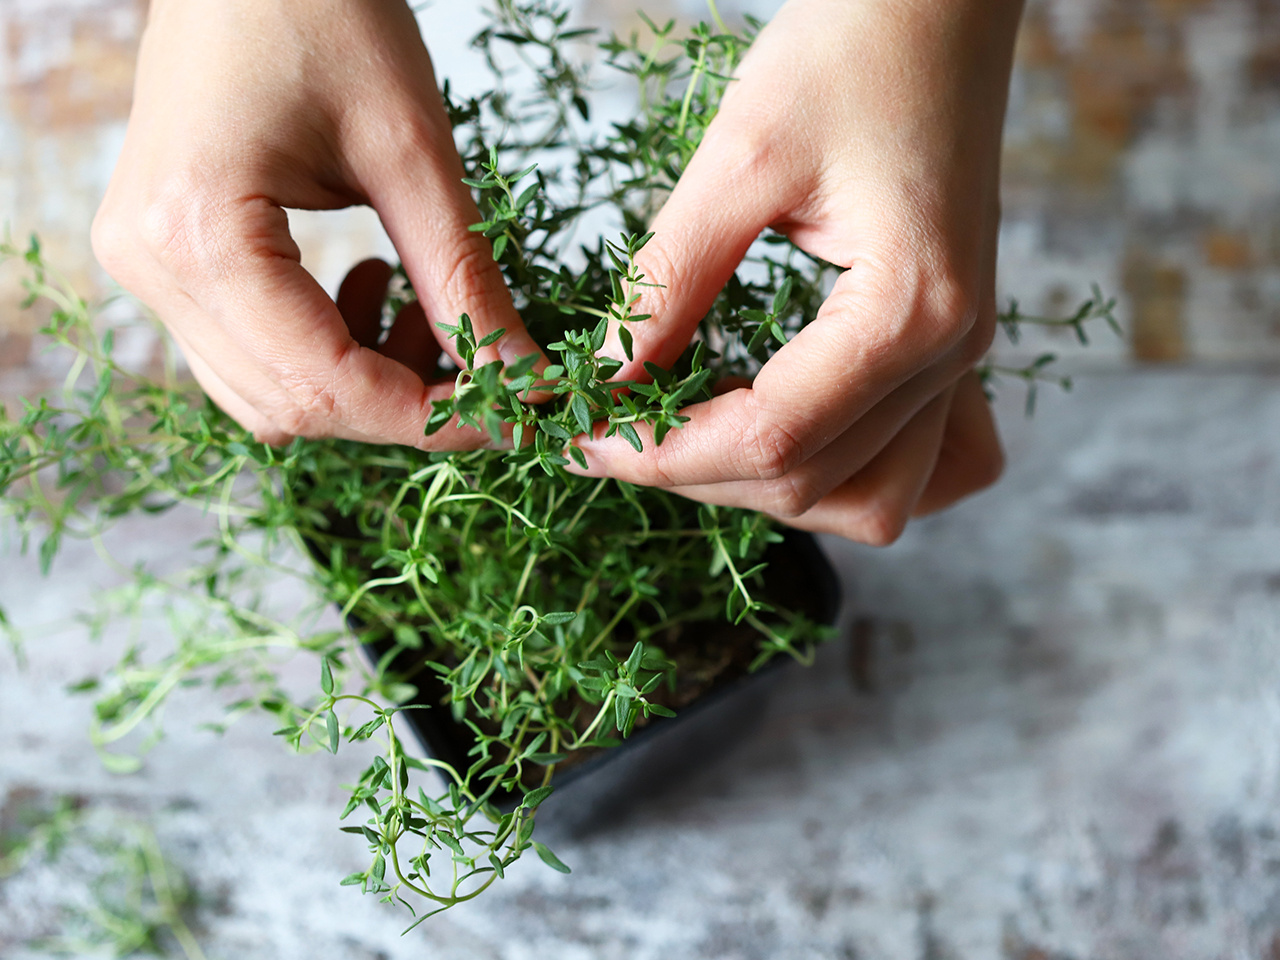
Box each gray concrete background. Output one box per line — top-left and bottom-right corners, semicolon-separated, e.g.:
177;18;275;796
6;370;1280;958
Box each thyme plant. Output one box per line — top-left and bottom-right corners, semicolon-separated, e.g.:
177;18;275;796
0;1;1117;929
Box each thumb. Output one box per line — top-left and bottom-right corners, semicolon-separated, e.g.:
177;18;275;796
607;130;794;380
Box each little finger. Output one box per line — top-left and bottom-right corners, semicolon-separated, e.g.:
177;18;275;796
768;386;954;545
912;371;1003;516
659;376;946;516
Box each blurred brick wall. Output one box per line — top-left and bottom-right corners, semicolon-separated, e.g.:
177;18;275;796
1002;0;1280;364
2;0;1279;370
0;0;396;376
0;0;142;368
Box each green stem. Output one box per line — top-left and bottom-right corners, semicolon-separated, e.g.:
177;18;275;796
676;41;708;139
563;477;608;535
583;589;642;656
568;689;615;749
136;827;208;960
707;0;730;34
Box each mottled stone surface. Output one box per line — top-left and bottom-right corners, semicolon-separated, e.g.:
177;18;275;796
5;371;1280;957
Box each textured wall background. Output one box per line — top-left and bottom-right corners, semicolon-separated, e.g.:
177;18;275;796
1004;0;1280;364
0;0;141;367
1;0;1278;368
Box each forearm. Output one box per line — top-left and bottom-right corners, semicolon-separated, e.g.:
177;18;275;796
746;0;1026;151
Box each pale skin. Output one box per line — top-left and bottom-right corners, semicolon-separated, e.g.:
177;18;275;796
93;0;1021;546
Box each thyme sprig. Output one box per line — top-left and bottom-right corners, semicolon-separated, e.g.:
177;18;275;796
981;285;1122;414
0;795;205;959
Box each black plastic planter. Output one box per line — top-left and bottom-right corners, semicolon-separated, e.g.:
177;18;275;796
356;528;842;811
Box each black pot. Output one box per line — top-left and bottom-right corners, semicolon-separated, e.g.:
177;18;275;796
358;528;842;812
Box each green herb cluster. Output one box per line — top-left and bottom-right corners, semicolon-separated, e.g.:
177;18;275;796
0;0;1116;930
1;794;203;959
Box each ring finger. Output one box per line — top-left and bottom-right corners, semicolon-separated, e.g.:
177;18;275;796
772;386;955;543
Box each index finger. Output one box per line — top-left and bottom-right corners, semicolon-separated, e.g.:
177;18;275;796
170;196;504;449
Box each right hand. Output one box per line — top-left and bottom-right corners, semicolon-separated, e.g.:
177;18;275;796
571;0;1017;543
93;0;546;448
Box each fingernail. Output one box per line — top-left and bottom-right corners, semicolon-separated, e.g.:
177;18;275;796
499;331;546;368
563;440;605;477
600;327;625;364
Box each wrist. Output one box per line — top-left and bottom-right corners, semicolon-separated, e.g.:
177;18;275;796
776;0;1024;69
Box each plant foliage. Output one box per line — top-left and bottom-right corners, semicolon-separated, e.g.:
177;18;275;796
0;0;1117;929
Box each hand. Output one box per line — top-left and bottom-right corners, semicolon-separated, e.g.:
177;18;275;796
93;0;545;448
574;0;1020;543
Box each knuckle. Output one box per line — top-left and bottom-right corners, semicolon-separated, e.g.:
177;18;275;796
706;107;787;180
970;443;1006;492
274;388;337;436
632;433;683;488
439;237;503;313
633;238;678;319
956;302;997;368
90;203;133;278
270;356;349;437
270;402;316;438
852;254;985;362
736;416;805;481
137;180;206;271
642;446;677;488
918;272;981;356
362;105;441;175
766;478;822;519
932;273;979;332
857;505;909;548
135;175;251;280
